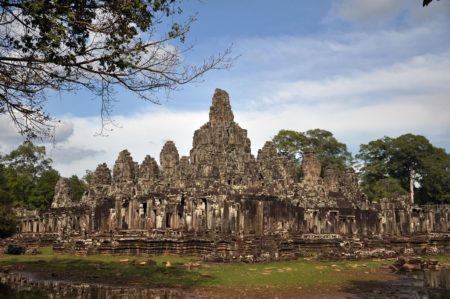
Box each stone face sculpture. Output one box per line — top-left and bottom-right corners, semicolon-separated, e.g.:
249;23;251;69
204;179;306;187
51;178;74;208
301;151;321;184
113;150;136;184
81;163;112;207
160;141;180;182
92;163;112;186
137;155;160;195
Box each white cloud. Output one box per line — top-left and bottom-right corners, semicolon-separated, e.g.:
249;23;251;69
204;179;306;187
328;0;450;26
48;146;105;165
53;120;74;143
0;116;25;152
0;115;74;155
263;52;450;106
330;0;405;24
234;23;449;83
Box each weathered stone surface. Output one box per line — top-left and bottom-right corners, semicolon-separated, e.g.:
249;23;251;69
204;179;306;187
51;178;74;208
301;151;321;184
81;163;112;206
256;141;295;193
112;150;137;200
160;141;179;183
209;88;234;126
323;166;339;193
113;150;136;184
139;155;159;181
92;163;112;186
190;88;255;189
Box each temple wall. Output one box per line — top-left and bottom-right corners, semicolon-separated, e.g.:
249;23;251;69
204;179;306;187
16;198;450;238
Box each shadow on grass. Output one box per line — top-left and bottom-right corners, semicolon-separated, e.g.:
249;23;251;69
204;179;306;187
0;282;48;299
3;258;218;289
340;277;450;299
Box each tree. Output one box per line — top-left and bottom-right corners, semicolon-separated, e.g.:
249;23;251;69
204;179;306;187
0;0;231;138
31;168;60;209
360;177;408;202
357;134;450;203
69;174;86;201
82;169;94;185
1;140;51;178
1;140;60;209
272;129;352;176
0;164;16;238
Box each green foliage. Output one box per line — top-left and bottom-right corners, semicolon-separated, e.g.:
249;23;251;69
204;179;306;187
1;141;51;178
272;130;306;161
272;129;352;176
363;177;408;201
31;169;61;209
69;175;86;202
357;134;450;203
82;169;94;185
0;164;16;238
0;141;60;209
0;206;15;240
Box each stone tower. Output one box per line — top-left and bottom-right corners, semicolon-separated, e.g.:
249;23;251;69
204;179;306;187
190;88;255;186
160;141;180;186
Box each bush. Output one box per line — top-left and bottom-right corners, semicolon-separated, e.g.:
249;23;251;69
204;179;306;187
6;244;25;255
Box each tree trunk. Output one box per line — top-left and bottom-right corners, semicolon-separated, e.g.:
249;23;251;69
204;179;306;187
409;169;414;205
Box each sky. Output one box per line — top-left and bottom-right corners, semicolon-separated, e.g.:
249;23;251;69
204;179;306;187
1;0;450;177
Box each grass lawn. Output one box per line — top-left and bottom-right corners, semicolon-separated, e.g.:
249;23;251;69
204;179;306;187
0;247;398;292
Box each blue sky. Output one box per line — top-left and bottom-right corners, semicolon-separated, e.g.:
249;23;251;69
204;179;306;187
1;0;450;177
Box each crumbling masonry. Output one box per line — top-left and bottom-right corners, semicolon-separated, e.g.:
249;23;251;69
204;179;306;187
14;89;450;260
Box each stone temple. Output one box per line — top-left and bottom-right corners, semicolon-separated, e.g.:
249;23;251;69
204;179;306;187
15;89;450;260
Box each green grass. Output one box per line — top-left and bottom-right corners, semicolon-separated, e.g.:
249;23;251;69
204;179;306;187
426;254;450;265
0;247;203;287
196;259;391;289
0;246;196;265
0;247;398;290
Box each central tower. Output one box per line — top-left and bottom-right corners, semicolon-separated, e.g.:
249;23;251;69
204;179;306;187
190;89;255;187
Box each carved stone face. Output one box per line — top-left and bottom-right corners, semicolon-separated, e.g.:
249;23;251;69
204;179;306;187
160;141;179;178
113;150;135;183
93;163;112;185
209;88;234;127
301;151;321;183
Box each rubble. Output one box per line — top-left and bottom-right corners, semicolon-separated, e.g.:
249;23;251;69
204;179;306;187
390;257;440;272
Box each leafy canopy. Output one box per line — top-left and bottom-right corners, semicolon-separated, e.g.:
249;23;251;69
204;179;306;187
272;129;353;174
0;163;16;238
1;141;61;209
69;174;86;202
357;134;450;203
0;0;231;138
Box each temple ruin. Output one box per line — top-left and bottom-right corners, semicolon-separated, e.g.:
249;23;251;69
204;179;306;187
14;89;450;260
